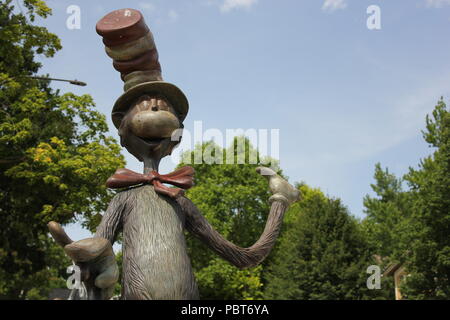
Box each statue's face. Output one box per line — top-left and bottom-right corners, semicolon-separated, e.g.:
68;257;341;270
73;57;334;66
118;95;182;162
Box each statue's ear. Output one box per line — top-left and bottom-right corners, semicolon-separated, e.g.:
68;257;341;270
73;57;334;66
117;112;129;136
113;111;126;131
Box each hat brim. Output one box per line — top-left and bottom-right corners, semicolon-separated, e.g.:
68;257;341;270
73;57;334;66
112;81;189;129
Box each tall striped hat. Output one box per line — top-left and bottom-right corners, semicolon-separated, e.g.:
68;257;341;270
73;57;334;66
96;8;188;129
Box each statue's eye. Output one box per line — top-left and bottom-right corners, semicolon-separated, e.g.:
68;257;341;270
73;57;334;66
158;100;168;110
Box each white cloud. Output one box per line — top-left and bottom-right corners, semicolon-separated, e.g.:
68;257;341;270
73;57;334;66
322;0;347;12
426;0;450;7
138;2;156;12
220;0;258;13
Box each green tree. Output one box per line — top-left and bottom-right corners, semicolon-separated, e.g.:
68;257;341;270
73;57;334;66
361;99;450;299
401;98;450;299
361;164;415;262
179;138;280;299
359;165;413;300
0;0;125;299
264;185;381;299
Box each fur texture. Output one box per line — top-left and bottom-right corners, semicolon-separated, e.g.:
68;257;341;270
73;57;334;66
95;184;287;300
95;185;198;299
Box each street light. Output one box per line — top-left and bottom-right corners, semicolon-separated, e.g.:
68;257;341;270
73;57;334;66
0;76;87;86
28;76;87;86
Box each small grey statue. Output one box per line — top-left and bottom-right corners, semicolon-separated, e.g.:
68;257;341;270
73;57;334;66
48;8;299;300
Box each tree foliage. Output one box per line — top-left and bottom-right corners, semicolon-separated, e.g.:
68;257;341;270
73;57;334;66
362;98;450;299
401;99;450;299
361;164;415;261
0;0;125;299
264;185;381;299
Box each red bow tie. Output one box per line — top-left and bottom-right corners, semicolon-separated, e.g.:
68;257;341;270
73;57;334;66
106;166;195;198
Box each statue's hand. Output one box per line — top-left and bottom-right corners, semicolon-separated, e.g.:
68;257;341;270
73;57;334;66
48;221;119;300
256;167;300;206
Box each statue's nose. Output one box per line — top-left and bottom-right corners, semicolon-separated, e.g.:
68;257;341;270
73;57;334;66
138;98;159;112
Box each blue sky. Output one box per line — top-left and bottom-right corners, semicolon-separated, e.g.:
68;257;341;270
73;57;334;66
29;0;450;240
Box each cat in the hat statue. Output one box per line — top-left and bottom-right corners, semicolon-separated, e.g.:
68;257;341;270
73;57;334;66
48;8;299;300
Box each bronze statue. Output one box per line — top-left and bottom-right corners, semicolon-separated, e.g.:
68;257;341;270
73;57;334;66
48;8;299;300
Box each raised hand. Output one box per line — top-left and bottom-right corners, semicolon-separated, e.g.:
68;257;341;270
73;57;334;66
256;166;300;205
48;221;119;300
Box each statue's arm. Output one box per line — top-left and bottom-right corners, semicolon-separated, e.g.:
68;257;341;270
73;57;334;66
177;167;299;269
94;191;128;243
178;196;288;269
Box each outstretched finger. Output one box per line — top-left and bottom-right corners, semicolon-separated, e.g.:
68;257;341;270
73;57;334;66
256;166;276;177
48;221;73;247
